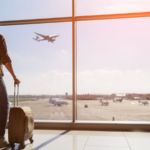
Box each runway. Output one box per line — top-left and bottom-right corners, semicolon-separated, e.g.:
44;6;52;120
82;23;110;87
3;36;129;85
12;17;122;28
19;99;150;121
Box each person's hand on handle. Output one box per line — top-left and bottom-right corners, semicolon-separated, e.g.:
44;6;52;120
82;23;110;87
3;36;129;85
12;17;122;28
4;62;21;85
14;77;21;85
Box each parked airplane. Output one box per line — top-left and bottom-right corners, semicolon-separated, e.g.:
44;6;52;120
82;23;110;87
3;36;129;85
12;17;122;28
33;32;59;43
49;98;56;104
49;98;68;106
100;100;109;106
113;97;123;102
139;100;149;105
54;101;68;106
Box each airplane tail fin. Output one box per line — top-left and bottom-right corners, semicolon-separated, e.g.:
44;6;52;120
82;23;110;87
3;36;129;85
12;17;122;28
33;38;40;42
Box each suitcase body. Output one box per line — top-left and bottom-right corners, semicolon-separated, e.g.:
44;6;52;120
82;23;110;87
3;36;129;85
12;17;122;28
8;85;34;149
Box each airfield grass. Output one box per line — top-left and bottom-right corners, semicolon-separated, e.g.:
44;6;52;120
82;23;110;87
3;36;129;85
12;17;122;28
9;98;32;103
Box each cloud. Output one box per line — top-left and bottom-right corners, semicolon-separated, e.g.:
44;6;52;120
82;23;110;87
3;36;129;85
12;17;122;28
77;69;146;81
95;69;122;75
135;69;142;73
41;70;71;78
77;70;93;76
41;74;48;77
61;49;67;54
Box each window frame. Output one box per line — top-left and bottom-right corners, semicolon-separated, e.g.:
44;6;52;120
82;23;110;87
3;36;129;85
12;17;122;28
1;0;150;131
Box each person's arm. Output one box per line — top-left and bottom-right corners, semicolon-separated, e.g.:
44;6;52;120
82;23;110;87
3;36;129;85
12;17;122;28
0;35;20;85
4;62;20;85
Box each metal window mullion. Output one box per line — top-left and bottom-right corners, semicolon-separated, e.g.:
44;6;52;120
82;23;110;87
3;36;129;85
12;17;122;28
75;11;150;21
1;12;150;26
0;17;72;26
72;0;77;123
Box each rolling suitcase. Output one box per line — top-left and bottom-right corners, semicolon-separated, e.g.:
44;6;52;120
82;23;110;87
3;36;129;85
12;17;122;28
8;84;34;149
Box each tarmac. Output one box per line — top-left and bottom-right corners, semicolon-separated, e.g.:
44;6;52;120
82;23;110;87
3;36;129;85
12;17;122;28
19;98;150;121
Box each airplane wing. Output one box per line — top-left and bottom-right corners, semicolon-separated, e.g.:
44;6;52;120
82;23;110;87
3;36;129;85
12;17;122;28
35;32;47;38
50;35;59;38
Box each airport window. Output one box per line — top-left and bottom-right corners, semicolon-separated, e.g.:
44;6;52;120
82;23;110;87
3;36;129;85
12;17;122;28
0;0;72;21
1;0;150;126
77;18;150;121
77;0;150;16
1;23;72;120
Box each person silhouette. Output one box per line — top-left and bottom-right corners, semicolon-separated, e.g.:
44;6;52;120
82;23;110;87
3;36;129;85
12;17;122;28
0;34;20;148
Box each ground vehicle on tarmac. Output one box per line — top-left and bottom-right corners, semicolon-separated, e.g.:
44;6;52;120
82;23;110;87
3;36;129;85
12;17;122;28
84;104;88;108
113;97;123;102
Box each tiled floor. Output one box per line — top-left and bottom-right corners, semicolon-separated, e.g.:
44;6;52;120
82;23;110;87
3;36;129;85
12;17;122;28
1;130;150;150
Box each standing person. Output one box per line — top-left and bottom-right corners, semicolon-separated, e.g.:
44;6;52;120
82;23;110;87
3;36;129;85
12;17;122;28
0;34;20;148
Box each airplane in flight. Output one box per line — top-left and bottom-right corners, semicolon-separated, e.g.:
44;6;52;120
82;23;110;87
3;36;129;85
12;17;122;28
113;97;123;102
33;32;59;43
49;98;68;106
139;100;149;105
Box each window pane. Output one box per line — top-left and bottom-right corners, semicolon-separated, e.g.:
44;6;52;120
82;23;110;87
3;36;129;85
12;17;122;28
77;0;150;16
1;22;72;120
77;17;150;121
0;0;72;21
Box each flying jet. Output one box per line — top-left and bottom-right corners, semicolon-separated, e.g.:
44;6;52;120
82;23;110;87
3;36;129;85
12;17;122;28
100;100;109;106
33;32;59;43
113;97;123;102
139;100;149;105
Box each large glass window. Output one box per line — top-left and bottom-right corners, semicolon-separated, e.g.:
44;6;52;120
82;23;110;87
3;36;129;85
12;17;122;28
77;17;150;121
1;22;72;120
1;0;150;125
0;0;72;21
77;0;150;16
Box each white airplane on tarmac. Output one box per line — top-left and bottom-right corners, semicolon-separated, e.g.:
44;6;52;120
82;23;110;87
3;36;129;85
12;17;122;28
139;100;149;105
49;98;56;104
49;98;68;106
113;97;123;102
100;100;109;106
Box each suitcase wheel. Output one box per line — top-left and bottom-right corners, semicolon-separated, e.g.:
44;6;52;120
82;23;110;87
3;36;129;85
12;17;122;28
29;136;34;143
20;142;26;149
10;143;15;150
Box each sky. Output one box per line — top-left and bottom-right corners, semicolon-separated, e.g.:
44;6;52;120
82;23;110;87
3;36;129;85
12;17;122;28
1;1;150;95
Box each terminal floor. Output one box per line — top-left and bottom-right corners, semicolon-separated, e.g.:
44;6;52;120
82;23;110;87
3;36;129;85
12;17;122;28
1;129;150;150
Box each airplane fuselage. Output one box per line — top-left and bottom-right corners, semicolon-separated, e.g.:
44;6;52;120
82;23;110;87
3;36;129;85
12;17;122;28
113;97;123;102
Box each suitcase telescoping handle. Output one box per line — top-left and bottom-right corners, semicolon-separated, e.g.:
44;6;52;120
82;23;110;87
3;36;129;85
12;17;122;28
14;83;19;107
